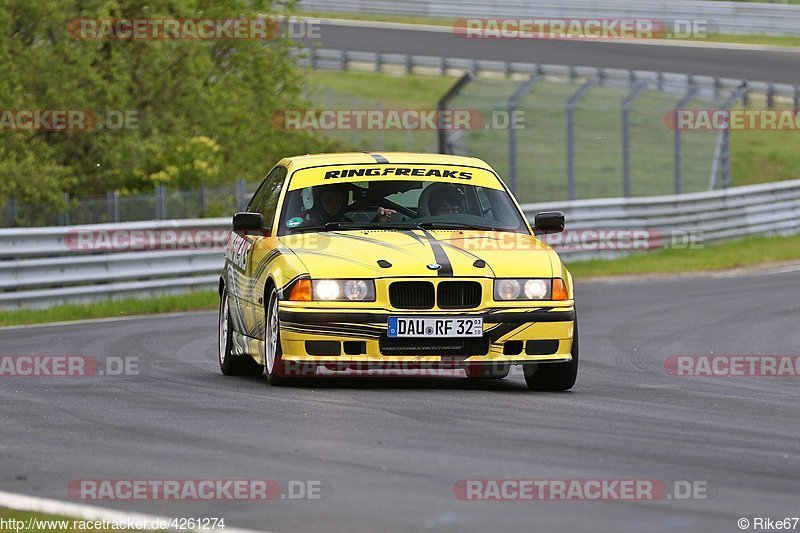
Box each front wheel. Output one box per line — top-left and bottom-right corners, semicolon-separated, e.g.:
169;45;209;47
523;321;579;391
219;288;263;376
264;287;316;386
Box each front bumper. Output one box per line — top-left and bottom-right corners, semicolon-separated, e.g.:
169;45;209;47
277;305;575;365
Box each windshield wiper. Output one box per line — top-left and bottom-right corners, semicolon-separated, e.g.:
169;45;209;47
416;221;500;231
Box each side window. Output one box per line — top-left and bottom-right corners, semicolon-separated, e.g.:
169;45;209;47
247;166;287;229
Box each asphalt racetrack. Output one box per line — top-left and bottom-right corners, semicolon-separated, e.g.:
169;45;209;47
2;268;799;532
303;21;800;84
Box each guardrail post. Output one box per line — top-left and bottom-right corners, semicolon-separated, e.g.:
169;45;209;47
375;52;382;72
566;80;595;201
59;193;70;226
6;198;16;227
673;86;699;195
235;179;247;211
155;186;166;220
341;50;349;71
440;57;447;76
107;191;119;223
766;83;775;108
436;71;475;154
405;54;413;75
621;82;648;198
507;74;541;195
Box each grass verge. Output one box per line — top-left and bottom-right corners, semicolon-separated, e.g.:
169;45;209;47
566;233;800;278
0;291;218;328
1;235;798;327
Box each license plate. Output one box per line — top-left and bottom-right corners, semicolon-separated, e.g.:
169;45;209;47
387;317;483;338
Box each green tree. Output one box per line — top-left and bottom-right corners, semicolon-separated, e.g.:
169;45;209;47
0;0;337;218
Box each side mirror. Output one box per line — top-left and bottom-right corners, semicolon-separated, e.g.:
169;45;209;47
534;211;565;234
233;212;268;236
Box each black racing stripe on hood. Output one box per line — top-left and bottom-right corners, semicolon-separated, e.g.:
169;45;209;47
330;231;428;261
438;240;497;278
420;229;453;277
367;152;389;163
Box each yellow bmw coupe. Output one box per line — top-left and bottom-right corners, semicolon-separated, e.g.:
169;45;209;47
219;152;577;390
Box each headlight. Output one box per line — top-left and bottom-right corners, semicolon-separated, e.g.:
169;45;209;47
495;279;521;300
524;279;548;299
494;278;567;301
312;279;376;301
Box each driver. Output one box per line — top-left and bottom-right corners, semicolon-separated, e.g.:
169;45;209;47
294;185;396;226
300;184;352;226
428;185;465;216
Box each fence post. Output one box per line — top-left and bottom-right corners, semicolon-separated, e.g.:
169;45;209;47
155;186;166;220
107;191;119;222
621;82;647;198
341;50;349;71
709;83;748;190
795;86;800;114
566;80;595;201
436;71;475;154
6;198;16;228
673;86;698;195
235;179;247;211
200;185;207;217
59;193;70;226
507;74;540;195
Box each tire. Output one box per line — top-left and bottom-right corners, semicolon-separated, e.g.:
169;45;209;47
264;286;316;386
219;288;263;376
465;362;510;379
523;320;579;391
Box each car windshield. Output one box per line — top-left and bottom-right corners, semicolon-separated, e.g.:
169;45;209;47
277;180;530;235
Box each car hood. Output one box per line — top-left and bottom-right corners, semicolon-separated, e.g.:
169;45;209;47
280;230;556;278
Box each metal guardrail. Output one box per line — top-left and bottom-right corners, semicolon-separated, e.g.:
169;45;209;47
2;180;799;309
297;0;800;36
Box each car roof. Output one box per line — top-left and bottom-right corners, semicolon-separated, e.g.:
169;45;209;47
276;152;494;173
